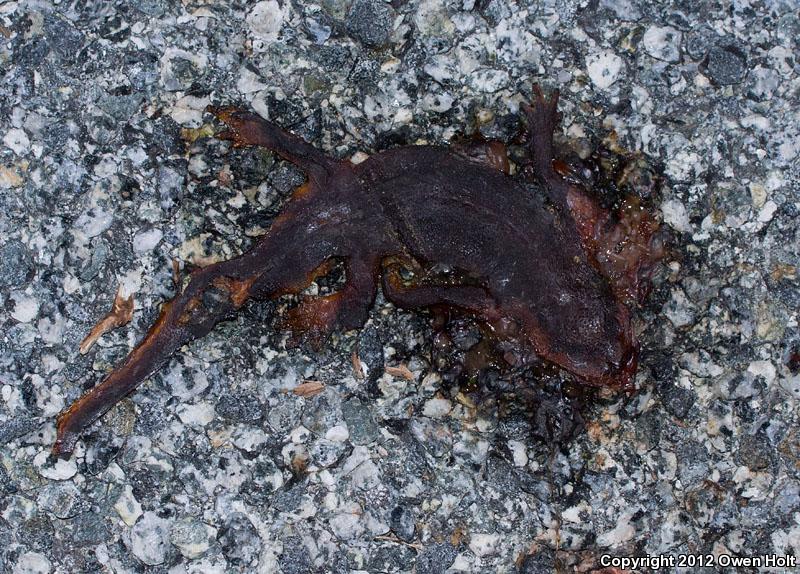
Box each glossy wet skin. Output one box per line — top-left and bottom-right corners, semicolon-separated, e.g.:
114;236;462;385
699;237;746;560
53;87;662;457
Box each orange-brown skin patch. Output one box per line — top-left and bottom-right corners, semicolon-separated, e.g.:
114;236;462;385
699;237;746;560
52;86;663;457
79;286;135;354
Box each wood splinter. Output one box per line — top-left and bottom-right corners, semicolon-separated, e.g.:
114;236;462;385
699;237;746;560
78;286;135;355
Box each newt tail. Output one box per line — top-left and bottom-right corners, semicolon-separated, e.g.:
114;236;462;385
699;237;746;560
55;266;251;456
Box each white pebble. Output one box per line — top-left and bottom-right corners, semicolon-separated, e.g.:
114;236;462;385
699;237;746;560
586;50;623;90
4;128;30;155
747;360;776;384
74;210;114;238
508;440;528;467
661;199;691;233
248;0;288;43
756;200;778;223
133;228;163;253
237;67;268;94
469;533;500;557
329;512;365;540
177;402;215;426
596;511;635;546
169;95;211;127
467;68;509;93
325;425;350;442
114;485;143;526
33;450;78;480
130;512;172;566
13;552;51;574
422;398;452;418
10;292;39;323
642;26;682;62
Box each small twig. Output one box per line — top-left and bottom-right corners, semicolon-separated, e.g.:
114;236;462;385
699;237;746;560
292;380;325;397
351;349;365;380
385;364;415;381
172;258;181;289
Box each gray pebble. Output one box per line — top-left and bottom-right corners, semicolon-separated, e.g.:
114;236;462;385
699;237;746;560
736;433;772;471
218;513;261;568
215;394;265;423
0;418;39;444
279;535;313;574
677;441;710;488
170;517;212;559
62;512;110;547
310;437;348;467
36;483;88;519
415;542;458;574
342;397;380;445
346;0;395;48
705;44;748;85
389;504;416;541
0;240;33;288
658;382;696;420
518;549;556;573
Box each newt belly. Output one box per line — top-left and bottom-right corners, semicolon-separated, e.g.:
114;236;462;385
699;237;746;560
52;86;663;457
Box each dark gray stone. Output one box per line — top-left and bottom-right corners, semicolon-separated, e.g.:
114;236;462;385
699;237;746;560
658;382;696;420
16;515;54;552
736;433;772;471
0;464;15;494
0;240;33;288
415;542;458;574
635;409;663;450
0;418;39;444
341;397;380;445
278;535;313;574
367;542;416;572
677;441;710;489
43;15;85;63
218;513;261;568
705;44;748;85
271;482;308;513
61;512;110;547
389;503;415;541
346;0;395;48
518;549;556;573
97;92;144;121
215;394;265;423
37;483;90;519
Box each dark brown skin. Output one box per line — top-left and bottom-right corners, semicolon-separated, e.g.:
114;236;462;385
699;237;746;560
52;86;663;457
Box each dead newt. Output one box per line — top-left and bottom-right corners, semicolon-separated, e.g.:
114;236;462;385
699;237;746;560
52;86;663;457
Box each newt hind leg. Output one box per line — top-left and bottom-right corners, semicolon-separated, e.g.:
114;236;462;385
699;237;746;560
282;256;379;346
381;261;498;318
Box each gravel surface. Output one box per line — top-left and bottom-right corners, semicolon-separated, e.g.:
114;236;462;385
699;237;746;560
1;1;798;573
